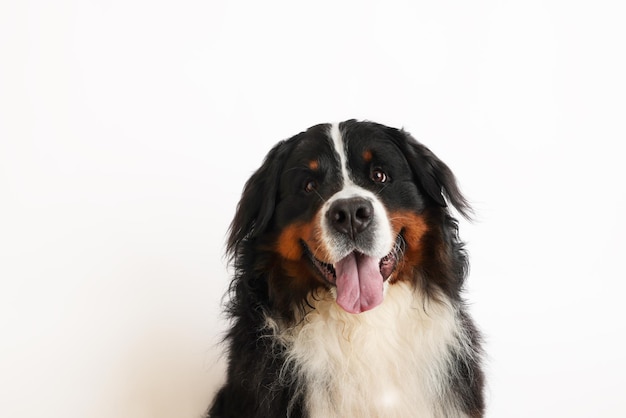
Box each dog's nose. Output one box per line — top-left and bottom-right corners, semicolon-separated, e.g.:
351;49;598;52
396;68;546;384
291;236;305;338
328;197;374;239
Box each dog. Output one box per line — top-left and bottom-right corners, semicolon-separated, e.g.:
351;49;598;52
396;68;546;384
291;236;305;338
208;120;484;417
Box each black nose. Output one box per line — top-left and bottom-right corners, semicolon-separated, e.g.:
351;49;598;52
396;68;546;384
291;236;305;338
328;197;374;239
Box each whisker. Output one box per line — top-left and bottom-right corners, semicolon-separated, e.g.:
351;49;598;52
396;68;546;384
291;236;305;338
387;215;413;222
314;189;327;203
373;184;390;196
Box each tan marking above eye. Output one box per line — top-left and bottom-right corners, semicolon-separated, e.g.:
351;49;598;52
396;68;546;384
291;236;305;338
308;160;319;170
363;149;373;162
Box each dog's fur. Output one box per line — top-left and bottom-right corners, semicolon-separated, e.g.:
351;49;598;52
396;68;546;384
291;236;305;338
208;120;484;417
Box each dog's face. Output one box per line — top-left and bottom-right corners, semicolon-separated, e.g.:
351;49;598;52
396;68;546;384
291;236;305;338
229;120;469;315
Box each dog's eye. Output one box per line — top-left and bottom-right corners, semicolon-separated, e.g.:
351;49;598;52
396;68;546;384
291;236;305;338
371;168;388;183
304;180;318;193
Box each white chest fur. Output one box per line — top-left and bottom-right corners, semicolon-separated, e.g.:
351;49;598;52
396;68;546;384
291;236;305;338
272;283;468;418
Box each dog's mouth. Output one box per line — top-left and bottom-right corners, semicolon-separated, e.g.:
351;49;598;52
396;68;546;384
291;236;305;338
302;232;404;314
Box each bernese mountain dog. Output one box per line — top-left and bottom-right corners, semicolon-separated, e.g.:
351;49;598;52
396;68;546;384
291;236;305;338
208;120;485;417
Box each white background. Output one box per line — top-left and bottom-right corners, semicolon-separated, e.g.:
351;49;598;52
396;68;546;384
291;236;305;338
1;1;625;417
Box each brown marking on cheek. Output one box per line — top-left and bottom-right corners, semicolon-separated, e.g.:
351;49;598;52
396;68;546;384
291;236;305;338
304;211;334;263
308;160;319;170
276;222;313;260
271;214;332;318
281;211;333;264
390;210;428;251
389;211;429;282
363;149;373;162
275;212;331;262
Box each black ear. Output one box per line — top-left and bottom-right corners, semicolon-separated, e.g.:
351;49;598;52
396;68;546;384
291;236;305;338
226;140;293;258
389;128;472;219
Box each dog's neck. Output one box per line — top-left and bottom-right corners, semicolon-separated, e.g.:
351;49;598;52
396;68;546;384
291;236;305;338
265;282;469;418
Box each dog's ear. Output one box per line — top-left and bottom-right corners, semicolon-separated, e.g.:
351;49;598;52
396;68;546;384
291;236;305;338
388;128;472;219
226;140;292;258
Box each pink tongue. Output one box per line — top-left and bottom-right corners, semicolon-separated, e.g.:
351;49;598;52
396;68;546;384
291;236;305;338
335;252;384;314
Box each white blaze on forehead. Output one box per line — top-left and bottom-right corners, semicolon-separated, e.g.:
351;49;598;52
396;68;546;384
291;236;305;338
329;122;351;185
322;123;394;262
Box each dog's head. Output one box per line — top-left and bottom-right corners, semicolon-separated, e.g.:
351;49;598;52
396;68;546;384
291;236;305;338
228;120;470;315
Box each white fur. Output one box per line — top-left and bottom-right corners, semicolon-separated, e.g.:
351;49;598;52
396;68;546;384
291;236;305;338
329;123;350;183
269;283;471;418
